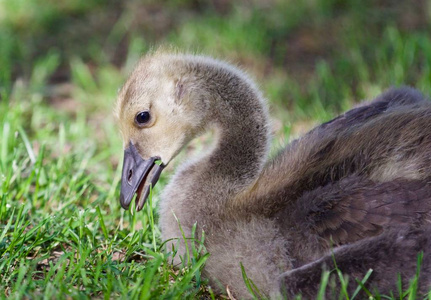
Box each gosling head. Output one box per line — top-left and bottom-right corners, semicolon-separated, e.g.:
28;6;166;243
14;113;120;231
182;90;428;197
115;53;213;211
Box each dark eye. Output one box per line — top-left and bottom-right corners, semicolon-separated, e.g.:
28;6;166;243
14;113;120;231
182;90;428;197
135;111;150;126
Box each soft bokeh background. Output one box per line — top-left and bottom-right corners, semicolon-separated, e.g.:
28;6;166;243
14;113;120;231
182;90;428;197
1;0;431;298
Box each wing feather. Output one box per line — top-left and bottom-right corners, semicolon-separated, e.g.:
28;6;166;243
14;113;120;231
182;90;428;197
232;87;431;218
285;176;431;246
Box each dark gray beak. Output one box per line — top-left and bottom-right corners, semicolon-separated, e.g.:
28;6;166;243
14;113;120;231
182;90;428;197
119;141;164;211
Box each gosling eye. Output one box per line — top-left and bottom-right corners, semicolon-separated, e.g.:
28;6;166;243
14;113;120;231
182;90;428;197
135;111;151;126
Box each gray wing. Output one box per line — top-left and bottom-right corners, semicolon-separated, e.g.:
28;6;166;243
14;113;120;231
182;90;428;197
234;87;431;218
284;176;431;246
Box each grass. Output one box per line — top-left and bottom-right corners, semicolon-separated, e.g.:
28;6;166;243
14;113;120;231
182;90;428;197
1;0;431;299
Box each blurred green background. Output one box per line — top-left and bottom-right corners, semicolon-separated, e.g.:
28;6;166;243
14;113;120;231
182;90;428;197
1;0;431;298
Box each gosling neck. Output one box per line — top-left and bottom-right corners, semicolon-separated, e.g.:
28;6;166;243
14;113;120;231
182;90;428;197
199;64;270;195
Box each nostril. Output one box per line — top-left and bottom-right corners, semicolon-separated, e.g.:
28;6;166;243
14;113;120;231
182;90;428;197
127;169;133;184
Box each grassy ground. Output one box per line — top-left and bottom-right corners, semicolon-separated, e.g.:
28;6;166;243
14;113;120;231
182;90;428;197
1;0;431;298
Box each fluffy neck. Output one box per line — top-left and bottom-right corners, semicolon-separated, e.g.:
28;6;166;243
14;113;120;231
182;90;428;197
195;59;270;196
164;57;270;209
159;57;270;246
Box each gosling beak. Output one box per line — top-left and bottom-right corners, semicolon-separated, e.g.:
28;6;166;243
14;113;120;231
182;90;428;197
119;141;164;211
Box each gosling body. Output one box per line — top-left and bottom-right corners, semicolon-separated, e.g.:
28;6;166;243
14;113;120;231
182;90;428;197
116;52;431;298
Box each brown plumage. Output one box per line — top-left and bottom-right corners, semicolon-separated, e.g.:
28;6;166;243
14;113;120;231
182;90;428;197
115;52;431;299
